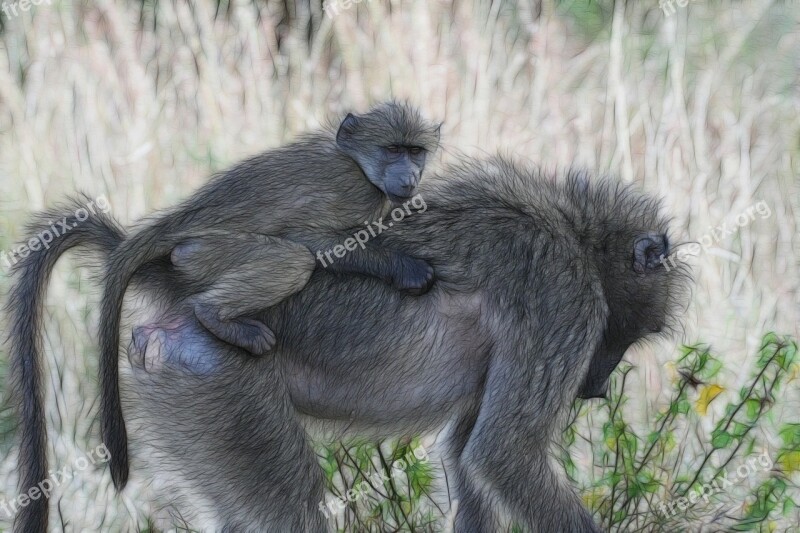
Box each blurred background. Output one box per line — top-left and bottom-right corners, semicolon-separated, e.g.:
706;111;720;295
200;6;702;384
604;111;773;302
0;0;798;531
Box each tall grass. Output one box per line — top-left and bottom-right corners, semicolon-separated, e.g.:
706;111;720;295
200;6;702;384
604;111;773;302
0;1;798;530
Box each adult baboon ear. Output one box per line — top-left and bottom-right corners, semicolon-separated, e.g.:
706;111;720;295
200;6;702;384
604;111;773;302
336;113;360;145
633;232;669;274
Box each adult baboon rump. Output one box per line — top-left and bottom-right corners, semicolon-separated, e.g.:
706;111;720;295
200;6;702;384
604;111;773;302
10;156;690;532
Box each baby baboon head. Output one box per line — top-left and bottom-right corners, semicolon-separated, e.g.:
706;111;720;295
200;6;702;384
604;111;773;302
336;101;441;203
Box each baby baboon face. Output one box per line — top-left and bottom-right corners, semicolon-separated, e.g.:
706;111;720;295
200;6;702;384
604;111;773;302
335;102;440;203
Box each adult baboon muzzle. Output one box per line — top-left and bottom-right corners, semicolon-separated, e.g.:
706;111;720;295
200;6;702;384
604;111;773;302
578;343;628;399
578;377;609;399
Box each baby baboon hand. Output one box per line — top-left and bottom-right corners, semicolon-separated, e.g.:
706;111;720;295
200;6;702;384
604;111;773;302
392;256;435;295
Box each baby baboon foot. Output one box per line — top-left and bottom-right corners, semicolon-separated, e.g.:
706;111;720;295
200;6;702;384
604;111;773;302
194;303;276;355
392;257;435;295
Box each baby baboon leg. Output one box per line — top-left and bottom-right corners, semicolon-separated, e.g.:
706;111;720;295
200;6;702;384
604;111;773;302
198;236;316;317
172;236;254;285
178;236;314;353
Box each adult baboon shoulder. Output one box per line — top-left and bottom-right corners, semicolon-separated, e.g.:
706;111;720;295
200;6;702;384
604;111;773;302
119;157;690;531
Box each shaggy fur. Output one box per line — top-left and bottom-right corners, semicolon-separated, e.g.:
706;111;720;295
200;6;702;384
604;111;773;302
7;155;689;532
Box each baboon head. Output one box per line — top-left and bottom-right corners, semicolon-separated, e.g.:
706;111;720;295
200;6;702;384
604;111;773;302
571;178;691;399
336;101;441;204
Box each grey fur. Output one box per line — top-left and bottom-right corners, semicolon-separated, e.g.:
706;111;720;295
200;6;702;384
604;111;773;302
6;153;689;531
121;157;690;531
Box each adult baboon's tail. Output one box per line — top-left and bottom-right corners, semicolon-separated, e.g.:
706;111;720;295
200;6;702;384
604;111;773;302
5;194;125;533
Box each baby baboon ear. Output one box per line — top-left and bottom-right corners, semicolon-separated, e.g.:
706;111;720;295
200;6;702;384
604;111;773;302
433;122;443;144
633;232;669;274
336;113;360;145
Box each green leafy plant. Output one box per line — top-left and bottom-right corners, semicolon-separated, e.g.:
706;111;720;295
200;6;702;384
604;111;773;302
319;334;799;532
565;333;799;532
317;438;441;532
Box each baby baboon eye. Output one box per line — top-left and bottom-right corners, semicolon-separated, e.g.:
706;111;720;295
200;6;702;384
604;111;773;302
386;145;402;154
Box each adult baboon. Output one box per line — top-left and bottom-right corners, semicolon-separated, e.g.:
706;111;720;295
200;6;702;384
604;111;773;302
8;157;689;532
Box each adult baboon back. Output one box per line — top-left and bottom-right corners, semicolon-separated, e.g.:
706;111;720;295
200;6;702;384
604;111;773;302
9;156;689;532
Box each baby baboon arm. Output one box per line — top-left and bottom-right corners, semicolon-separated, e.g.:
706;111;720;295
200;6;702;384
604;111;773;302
313;239;435;295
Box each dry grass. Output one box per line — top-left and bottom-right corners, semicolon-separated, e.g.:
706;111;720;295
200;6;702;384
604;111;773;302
0;0;797;530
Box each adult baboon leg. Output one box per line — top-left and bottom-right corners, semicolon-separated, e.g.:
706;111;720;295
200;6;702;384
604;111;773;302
126;315;328;531
458;262;607;533
447;409;498;533
314;239;435;295
173;235;315;354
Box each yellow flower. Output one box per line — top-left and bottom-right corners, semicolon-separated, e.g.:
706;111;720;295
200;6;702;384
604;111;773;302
581;488;606;508
779;451;800;473
665;361;678;382
695;384;725;415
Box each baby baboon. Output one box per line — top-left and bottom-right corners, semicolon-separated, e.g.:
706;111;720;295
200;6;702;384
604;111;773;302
168;103;439;355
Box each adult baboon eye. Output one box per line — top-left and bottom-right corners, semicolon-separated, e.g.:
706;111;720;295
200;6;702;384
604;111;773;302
386;145;402;154
632;232;670;274
408;146;424;155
